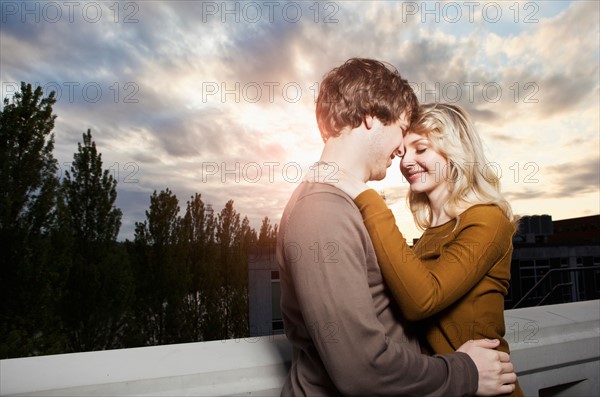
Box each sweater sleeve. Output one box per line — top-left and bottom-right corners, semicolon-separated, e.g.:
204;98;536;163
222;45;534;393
354;189;512;321
283;189;478;396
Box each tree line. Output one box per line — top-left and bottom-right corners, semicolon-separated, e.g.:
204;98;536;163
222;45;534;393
0;83;278;358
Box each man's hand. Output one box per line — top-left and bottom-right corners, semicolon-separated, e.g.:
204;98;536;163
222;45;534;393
457;339;517;396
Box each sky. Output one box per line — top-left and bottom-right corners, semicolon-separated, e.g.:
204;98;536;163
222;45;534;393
1;0;599;242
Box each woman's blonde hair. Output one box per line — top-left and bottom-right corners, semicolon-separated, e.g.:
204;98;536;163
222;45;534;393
407;103;517;230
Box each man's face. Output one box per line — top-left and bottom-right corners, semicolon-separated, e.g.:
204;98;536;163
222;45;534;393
367;112;409;181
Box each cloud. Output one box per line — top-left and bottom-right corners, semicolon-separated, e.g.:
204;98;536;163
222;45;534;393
504;189;549;201
545;156;600;198
506;155;600;201
2;0;597;241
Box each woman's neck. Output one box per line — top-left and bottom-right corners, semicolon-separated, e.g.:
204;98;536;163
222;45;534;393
429;195;471;227
430;208;452;227
427;187;452;227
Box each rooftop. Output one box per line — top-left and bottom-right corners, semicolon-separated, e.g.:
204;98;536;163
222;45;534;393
1;300;599;396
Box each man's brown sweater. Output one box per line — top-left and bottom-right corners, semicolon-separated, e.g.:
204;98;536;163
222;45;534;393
277;182;478;396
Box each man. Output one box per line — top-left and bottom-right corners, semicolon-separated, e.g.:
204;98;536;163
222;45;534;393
276;58;517;396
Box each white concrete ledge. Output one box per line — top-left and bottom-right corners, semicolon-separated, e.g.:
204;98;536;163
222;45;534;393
506;300;600;396
1;335;291;396
1;300;599;397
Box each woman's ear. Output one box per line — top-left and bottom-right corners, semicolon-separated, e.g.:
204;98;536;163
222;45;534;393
364;115;374;130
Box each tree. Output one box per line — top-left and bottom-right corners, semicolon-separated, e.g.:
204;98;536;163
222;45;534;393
180;194;217;341
132;189;189;345
63;129;121;241
230;215;256;337
214;200;255;339
128;191;266;344
0;83;67;357
196;202;224;341
61;129;132;352
258;216;278;245
216;200;240;338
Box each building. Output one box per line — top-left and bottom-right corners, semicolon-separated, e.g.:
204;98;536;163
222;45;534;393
507;214;600;309
248;215;600;335
248;244;283;337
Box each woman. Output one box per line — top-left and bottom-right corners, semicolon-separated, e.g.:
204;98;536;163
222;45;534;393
322;103;523;396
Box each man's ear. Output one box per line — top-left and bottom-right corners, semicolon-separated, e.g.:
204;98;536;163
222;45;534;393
364;115;374;130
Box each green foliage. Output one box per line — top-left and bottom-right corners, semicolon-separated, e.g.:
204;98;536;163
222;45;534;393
181;194;215;341
61;129;132;352
63;129;122;242
0;83;66;358
1;82;276;357
132;189;190;345
130;193;258;343
0;83;58;234
258;216;278;244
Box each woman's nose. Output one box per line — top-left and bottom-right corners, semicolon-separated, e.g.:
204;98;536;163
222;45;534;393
401;150;414;164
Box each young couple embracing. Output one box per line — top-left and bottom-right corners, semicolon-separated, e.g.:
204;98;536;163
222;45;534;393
277;58;523;397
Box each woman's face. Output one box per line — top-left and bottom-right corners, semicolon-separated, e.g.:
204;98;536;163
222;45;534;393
400;132;450;201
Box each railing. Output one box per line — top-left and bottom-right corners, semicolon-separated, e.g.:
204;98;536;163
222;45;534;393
1;300;599;397
512;266;600;309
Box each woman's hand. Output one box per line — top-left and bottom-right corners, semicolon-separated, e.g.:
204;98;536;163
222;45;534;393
305;162;370;199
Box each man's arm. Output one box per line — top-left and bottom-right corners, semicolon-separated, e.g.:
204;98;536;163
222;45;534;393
282;189;478;396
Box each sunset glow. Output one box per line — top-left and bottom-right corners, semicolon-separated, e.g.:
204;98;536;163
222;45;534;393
1;0;598;242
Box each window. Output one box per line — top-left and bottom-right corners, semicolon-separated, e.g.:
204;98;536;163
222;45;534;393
272;320;284;331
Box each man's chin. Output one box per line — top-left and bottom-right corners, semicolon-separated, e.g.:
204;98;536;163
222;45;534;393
370;171;386;182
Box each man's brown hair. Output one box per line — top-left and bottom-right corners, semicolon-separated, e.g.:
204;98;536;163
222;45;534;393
316;58;418;141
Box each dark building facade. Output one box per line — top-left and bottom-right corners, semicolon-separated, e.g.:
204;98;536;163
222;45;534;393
506;214;600;309
247;244;283;337
247;215;600;336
